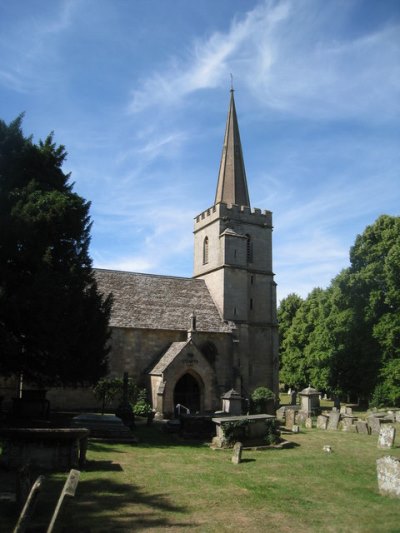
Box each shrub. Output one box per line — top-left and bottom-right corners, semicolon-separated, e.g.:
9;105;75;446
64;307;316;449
250;387;275;414
132;388;153;416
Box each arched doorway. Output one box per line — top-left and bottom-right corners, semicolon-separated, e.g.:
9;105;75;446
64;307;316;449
174;373;201;414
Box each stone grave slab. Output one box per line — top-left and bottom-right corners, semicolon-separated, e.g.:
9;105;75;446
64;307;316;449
328;412;340;431
341;416;357;432
285;409;296;430
356;421;369;434
231;442;243;464
378;425;396;449
72;413;137;442
368;416;381;435
305;417;313;429
377;456;400;498
296;411;307;427
317;415;328;430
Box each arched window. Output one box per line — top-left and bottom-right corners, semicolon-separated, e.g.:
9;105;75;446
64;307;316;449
203;236;209;264
246;234;253;263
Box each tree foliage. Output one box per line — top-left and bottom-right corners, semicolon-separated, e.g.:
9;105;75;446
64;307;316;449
278;215;400;405
0;116;112;386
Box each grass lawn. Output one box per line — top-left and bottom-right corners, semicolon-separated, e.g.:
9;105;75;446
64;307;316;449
1;420;400;532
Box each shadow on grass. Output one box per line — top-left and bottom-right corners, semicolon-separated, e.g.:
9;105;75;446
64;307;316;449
88;441;130;453
85;460;124;472
2;473;191;532
61;477;191;531
134;425;210;449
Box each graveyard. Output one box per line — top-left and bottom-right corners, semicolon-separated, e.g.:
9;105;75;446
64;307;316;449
1;395;400;532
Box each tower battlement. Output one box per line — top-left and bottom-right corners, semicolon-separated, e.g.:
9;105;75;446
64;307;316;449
194;202;272;231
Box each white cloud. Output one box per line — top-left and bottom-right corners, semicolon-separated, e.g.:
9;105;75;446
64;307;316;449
127;0;400;122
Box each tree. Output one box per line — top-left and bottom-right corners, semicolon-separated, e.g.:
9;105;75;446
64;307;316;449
349;215;400;404
277;293;303;347
278;215;400;405
0;116;112;386
279;288;328;390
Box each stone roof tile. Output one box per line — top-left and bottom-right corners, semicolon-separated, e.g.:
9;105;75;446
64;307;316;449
94;269;231;332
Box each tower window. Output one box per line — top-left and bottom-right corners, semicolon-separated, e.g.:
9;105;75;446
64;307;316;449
203;236;209;264
246;234;253;263
250;298;253;310
250;275;254;285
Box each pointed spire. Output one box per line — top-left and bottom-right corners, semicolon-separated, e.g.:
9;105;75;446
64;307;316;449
215;90;250;208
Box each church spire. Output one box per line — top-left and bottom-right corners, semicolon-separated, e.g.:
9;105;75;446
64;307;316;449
215;90;250;208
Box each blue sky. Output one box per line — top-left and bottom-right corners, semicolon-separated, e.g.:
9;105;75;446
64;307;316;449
1;0;399;302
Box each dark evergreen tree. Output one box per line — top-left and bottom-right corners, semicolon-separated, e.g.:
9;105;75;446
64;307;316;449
0;116;112;386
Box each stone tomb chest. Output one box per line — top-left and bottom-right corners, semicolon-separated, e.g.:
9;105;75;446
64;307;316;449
212;414;276;448
299;386;321;416
0;428;88;471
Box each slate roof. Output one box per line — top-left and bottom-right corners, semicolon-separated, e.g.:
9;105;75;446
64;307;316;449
149;341;188;375
94;269;232;333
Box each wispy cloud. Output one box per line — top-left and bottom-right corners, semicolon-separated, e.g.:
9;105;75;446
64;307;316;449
128;0;400;122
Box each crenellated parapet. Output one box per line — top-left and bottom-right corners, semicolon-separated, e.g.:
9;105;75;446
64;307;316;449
194;202;272;230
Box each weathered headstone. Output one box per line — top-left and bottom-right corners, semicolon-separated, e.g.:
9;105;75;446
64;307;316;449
340;406;346;415
305;417;313;429
231;442;243;464
378;426;396;449
341;416;356;432
288;391;297;405
296;411;307;427
292;425;300;434
47;469;80;533
328;411;340;431
368;416;381;435
285;409;295;430
376;456;400;498
14;475;45;533
317;415;328;430
345;407;353;416
356;421;369;434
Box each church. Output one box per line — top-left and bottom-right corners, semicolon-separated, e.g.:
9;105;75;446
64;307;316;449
93;90;279;418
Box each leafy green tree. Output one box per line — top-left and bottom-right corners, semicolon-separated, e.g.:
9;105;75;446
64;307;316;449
279;215;400;404
279;288;327;390
350;215;400;404
277;293;303;346
0;116;112;386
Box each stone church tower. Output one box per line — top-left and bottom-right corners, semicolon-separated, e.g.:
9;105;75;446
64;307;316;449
21;90;279;416
193;90;279;397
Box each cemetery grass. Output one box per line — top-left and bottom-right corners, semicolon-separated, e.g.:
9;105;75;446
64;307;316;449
1;422;400;532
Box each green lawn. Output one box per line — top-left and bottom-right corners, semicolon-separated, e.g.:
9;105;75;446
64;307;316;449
1;422;400;532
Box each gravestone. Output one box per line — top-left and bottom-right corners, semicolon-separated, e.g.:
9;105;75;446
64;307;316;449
378;426;396;449
285;409;295;430
341;416;356;432
356;421;369;434
305;417;313;429
288;390;297;405
231;442;243;464
345;407;353;415
296;411;307;427
376;456;400;498
340;406;346;415
328;412;340;431
292;425;300;434
317;415;328;430
368;416;381;435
